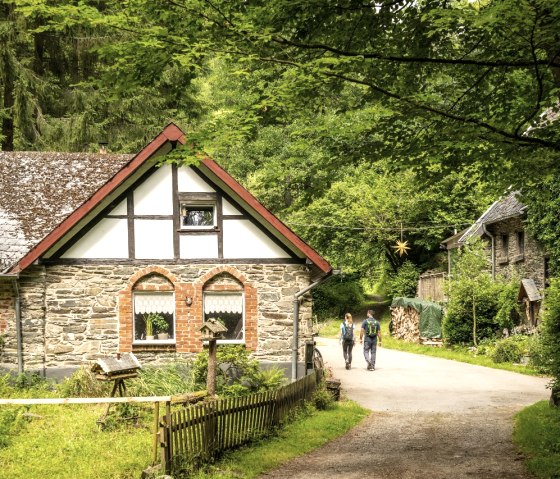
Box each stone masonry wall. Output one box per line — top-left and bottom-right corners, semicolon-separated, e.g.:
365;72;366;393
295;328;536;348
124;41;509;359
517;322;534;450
490;217;547;290
0;281;15;368
1;263;313;373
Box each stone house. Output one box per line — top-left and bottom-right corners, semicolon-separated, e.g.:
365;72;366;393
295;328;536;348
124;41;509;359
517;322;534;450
0;124;332;379
440;191;548;326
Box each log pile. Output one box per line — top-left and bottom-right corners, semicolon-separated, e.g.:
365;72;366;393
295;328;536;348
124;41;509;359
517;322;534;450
391;306;421;343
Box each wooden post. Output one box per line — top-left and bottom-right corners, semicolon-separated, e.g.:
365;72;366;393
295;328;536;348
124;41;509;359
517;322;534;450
207;339;217;396
152;401;160;465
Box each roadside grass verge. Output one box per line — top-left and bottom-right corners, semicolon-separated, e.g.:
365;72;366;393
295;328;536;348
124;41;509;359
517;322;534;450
514;401;560;478
190;399;369;479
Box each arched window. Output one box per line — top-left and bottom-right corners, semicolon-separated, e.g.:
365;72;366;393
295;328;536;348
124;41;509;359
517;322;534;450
202;273;244;344
132;274;175;344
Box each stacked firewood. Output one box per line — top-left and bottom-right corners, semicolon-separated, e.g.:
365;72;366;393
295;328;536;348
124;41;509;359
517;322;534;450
391;306;421;343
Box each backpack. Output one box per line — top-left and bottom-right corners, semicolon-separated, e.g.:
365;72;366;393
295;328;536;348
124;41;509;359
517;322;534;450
342;323;354;341
366;319;379;338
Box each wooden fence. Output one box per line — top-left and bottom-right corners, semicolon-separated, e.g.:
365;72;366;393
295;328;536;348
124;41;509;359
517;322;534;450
159;370;320;473
417;272;447;302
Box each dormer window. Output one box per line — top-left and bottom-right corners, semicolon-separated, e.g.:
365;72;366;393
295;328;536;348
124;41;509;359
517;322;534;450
180;202;215;228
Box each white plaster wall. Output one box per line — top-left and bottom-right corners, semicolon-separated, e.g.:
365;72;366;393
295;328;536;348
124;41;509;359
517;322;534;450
223;220;289;258
62;219;128;258
134;165;173;215
178;166;216;193
134;220;174;259
222;198;242;215
180;234;219;258
109;199;127;215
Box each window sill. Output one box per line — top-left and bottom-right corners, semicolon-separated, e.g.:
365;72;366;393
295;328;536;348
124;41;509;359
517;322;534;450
202;340;245;346
178;228;220;234
133;340;176;346
512;254;525;263
497;256;509;265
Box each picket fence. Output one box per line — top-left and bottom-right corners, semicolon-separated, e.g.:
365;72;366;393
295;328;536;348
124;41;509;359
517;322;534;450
158;370;320;473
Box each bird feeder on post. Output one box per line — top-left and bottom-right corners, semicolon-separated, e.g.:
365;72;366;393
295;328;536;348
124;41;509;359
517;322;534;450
199;318;227;396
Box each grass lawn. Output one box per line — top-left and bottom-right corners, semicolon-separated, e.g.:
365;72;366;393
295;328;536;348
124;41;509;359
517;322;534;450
0;403;153;479
514;401;560;478
190;400;369;479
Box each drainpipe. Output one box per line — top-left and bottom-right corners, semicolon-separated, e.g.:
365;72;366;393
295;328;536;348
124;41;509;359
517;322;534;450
482;224;495;280
292;270;339;382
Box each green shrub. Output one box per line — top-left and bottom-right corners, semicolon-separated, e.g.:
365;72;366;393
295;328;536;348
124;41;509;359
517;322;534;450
387;261;420;299
491;336;528;363
127;360;194;397
311;382;334;411
443;238;503;345
57;366;111;398
526;334;549;373
191;345;285;396
311;276;364;320
539;278;560;402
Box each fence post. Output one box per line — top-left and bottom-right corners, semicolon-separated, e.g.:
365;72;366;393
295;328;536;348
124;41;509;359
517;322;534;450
152;401;160;465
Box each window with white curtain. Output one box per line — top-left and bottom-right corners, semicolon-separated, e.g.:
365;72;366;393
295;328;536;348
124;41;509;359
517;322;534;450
203;292;244;342
133;292;175;342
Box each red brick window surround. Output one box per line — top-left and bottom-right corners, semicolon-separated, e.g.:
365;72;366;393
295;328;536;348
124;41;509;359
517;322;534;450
118;265;257;354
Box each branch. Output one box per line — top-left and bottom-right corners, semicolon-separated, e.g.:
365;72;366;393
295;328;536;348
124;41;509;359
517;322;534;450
272;36;560;68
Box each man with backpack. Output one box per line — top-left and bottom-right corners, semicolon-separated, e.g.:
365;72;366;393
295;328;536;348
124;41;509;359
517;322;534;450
340;313;355;369
360;310;382;370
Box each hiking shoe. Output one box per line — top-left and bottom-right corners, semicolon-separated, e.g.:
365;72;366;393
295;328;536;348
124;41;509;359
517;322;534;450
367;364;372;370
345;362;350;370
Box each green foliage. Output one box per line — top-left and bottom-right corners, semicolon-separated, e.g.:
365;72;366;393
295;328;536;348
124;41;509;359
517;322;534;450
311;276;364;320
443;239;502;345
191;345;285;396
311;382;335;411
386;261;421;299
490;336;528;364
539;278;560;394
495;276;522;331
514;401;560;478
57;366;111;398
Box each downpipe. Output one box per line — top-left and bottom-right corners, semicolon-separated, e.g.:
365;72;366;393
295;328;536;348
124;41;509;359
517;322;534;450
482;224;495;280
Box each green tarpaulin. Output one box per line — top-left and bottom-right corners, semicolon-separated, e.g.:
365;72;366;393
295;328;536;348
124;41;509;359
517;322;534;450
390;297;443;339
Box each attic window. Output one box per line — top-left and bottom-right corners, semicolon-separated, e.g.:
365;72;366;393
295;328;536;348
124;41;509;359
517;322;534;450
180;202;215;228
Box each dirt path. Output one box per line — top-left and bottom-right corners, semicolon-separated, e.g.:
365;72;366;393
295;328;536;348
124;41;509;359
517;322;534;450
259;338;550;479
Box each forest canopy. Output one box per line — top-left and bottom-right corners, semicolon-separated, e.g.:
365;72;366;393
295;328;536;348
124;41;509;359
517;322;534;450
1;0;559;276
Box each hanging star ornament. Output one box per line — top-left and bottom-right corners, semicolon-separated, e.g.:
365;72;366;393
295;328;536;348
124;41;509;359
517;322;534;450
392;239;411;256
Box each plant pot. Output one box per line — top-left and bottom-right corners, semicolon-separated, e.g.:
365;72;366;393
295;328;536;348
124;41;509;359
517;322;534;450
157;333;169;340
146;335;155;341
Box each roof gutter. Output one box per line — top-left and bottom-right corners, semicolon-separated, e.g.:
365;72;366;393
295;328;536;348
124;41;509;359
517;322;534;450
292;269;339;382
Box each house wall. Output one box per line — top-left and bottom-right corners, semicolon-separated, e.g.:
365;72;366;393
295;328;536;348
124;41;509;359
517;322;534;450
0;263;313;376
0;282;14;366
488;217;547;290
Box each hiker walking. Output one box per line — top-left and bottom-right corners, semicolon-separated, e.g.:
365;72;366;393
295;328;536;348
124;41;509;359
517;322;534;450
360;310;382;370
340;313;355;370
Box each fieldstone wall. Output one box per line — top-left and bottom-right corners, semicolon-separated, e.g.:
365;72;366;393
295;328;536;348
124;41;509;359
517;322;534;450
0;281;14;368
1;263;313;374
489;218;547;290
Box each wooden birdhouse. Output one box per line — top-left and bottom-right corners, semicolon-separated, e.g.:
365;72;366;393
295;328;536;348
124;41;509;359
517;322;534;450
91;352;142;381
199;317;228;341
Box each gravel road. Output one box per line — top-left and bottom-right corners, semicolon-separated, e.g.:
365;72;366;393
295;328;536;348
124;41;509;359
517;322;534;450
259;337;550;479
